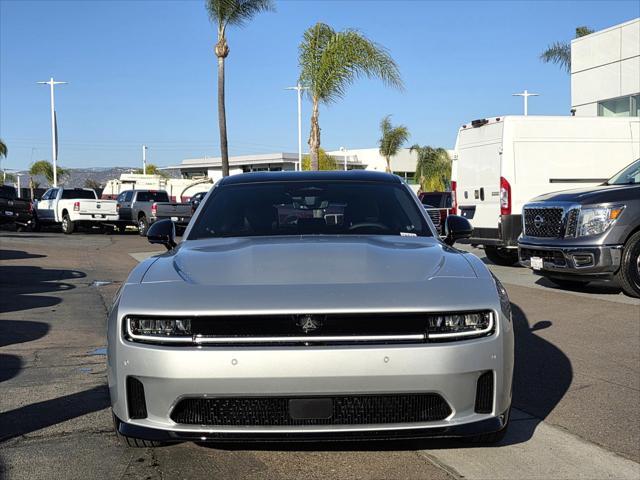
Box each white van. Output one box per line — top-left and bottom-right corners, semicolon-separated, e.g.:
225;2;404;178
451;116;640;265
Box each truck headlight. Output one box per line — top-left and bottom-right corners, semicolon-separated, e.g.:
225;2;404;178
576;205;624;237
427;312;494;340
127;317;192;339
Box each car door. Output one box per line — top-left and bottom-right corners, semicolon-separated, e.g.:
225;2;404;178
37;189;57;220
118;191;134;222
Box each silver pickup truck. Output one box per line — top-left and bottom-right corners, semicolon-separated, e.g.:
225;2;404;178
112;189;191;236
519;159;640;298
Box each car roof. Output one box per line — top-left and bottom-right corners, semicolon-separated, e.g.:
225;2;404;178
219;170;402;186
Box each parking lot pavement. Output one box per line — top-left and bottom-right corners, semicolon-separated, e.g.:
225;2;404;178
1;231;639;480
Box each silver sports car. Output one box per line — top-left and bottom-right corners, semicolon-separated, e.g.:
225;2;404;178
108;171;514;446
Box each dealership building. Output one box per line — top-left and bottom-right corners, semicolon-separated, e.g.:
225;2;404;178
571;18;640;117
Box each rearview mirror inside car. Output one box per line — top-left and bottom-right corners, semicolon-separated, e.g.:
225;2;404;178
443;215;473;246
147;218;177;250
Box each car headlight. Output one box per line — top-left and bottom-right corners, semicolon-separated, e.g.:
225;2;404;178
576;205;624;237
127;317;192;340
427;312;494;341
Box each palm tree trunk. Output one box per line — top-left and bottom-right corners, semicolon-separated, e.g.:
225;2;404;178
216;47;230;177
385;156;391;173
308;96;320;171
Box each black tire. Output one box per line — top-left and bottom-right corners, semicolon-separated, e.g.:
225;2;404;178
616;231;640;299
461;408;510;444
112;413;163;448
484;246;519;266
61;214;75;234
31;216;41;232
138;215;149;237
545;277;590;289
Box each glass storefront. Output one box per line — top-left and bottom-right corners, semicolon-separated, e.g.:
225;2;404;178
598;95;639;117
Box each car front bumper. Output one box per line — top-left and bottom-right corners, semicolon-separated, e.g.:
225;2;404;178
518;241;623;279
107;320;513;440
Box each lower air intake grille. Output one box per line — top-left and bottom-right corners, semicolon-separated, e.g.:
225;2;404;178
475;371;494;414
170;394;452;426
126;377;147;419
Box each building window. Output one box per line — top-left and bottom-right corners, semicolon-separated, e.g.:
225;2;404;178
393;171;417;184
598;95;639;117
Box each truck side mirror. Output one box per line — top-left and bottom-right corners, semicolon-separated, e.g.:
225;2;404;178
147;219;176;250
444;215;473;246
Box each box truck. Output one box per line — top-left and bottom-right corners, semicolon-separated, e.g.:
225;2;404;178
451;115;640;265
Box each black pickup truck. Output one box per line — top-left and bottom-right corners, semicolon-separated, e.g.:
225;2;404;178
519;159;640;298
0;185;32;230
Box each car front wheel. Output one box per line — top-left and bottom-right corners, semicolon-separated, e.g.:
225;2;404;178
484;246;519;266
616;231;640;298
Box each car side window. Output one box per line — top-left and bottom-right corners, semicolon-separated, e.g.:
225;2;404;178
48;189;59;200
125;191;134;202
41;190;51;201
117;192;127;203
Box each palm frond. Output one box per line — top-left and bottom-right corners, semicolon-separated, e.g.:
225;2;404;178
0;138;7;158
411;145;451;191
540;41;571;72
575;26;594;38
205;0;275;32
299;23;403;104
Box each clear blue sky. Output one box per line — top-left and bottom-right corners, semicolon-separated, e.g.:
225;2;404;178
1;0;638;171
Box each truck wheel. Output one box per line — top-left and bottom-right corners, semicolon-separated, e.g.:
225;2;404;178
31;216;41;232
138;215;149;237
112;413;163;448
484;246;519;266
616;231;640;299
546;277;590;289
61;214;75;234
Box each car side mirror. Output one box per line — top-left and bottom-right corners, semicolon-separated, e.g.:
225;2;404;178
443;215;473;246
147;219;176;250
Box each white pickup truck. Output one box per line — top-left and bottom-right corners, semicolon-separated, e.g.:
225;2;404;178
33;187;118;234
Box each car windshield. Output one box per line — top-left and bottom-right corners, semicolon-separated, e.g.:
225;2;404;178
421;193;451;208
188;181;432;239
61;189;96;199
607;159;640;185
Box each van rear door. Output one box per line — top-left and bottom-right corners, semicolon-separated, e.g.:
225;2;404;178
454;121;503;237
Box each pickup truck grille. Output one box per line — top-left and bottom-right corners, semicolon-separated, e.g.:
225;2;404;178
170;393;452;426
426;209;441;227
523;207;564;238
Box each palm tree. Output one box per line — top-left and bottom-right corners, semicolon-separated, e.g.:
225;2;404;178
133;163;168;177
0;138;7;158
299;23;403;170
410;145;451;192
540;26;594;73
379;115;409;173
205;0;275;177
29;160;66;186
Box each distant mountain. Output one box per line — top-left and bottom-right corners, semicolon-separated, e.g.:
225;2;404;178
11;166;180;189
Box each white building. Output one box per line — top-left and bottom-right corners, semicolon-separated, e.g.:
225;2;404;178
571;18;640;116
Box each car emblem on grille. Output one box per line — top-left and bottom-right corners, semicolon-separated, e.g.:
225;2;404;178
296;314;323;334
534;215;544;229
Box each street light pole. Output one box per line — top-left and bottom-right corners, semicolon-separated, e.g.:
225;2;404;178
512;89;539;116
37;77;67;187
339;146;347;171
142;145;148;174
286;83;308;171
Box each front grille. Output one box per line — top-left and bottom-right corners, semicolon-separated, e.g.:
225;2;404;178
474;371;494;414
126;377;147;419
426;209;441;227
519;247;567;267
523;207;564;238
170;394;452;426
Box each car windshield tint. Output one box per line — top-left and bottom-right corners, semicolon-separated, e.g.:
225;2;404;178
61;189;96;200
189;181;432;239
607;159;640;185
137;191;169;202
0;186;17;200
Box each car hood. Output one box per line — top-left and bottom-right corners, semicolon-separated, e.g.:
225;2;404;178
531;184;639;204
142;236;478;286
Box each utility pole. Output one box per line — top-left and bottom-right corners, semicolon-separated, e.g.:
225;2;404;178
37;77;67;187
512;89;539;116
142;145;148;174
286;83;308;171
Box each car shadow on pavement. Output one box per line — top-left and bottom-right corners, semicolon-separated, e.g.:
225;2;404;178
0;385;110;443
0;265;85;314
0;249;46;261
0;320;51;383
534;276;624;296
199;302;573;453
